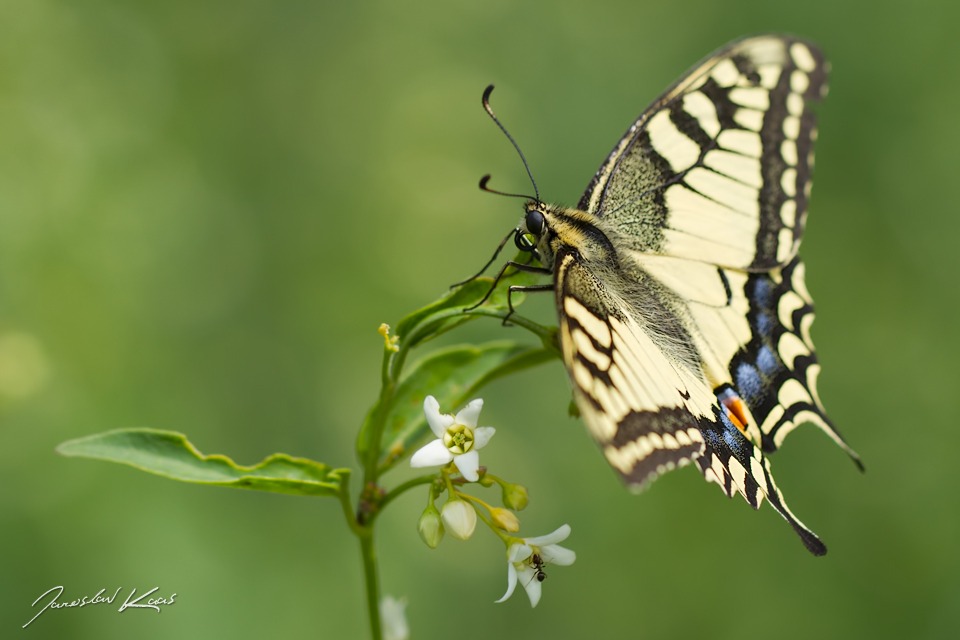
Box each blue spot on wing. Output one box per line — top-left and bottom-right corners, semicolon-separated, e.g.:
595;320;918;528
752;278;773;309
755;311;775;339
757;345;780;376
736;362;763;405
722;427;749;459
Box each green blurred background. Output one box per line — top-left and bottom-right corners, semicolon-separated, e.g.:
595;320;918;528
2;0;957;638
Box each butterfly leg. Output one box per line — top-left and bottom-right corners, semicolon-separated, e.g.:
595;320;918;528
449;227;520;288
463;261;551;312
504;283;554;325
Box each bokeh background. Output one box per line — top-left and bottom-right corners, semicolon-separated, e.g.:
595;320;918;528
2;1;958;638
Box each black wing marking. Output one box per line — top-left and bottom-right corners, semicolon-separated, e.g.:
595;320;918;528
556;249;831;553
696;404;828;555
577;35;827;272
731;256;862;466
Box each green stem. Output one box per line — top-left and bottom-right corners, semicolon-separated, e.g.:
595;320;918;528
443;469;458;497
365;347;397;482
336;470;363;537
359;532;382;640
471;501;512;543
377;474;437;515
465;308;559;352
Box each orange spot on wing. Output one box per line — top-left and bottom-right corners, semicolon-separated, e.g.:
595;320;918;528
721;396;750;433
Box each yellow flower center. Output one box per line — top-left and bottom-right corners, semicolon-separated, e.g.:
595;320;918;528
443;424;474;455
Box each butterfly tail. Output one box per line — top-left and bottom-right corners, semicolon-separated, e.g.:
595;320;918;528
697;407;827;556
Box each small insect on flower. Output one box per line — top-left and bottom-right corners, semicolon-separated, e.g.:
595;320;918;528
410;396;495;482
496;525;576;607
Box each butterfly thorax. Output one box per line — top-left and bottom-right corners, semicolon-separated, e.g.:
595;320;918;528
523;202;704;377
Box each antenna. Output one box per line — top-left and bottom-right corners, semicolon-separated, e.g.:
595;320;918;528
482;84;540;203
478;174;536;200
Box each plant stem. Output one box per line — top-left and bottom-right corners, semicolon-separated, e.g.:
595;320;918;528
359;532;382;640
377;474;437;515
336;470;364;537
471;501;512;543
466;308;560;352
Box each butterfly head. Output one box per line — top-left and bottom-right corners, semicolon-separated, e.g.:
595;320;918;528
519;203;615;271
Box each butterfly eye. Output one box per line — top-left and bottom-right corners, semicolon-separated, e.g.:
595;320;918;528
525;209;545;236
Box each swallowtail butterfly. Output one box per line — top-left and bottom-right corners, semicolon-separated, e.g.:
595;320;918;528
481;35;861;555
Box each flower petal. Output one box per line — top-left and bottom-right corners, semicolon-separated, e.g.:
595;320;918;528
424;396;455;437
473;426;496;450
453;449;480;482
410;440;453;468
379;596;409;640
455;398;483;429
524;524;570;547
507;542;532;564
495;563;518;603
518;565;542;608
540;544;576;566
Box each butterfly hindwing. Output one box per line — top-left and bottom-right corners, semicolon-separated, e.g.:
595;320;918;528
696;407;827;555
734;257;862;465
629;251;860;463
577;36;827;272
555;244;829;554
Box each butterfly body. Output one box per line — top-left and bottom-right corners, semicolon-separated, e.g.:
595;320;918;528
496;35;861;556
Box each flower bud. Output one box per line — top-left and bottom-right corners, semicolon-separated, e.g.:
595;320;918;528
501;483;530;511
440;498;477;540
490;507;520;532
418;503;445;548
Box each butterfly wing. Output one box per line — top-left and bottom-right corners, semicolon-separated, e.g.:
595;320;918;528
554;35;859;554
554;249;712;489
555;246;829;555
579;35;826;271
730;257;861;463
632;251;861;463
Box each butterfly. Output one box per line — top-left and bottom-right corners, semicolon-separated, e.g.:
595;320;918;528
476;35;861;555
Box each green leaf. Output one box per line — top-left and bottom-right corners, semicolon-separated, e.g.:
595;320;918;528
57;429;346;497
394;278;490;343
377;341;558;472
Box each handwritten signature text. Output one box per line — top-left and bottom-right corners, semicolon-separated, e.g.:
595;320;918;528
23;586;177;628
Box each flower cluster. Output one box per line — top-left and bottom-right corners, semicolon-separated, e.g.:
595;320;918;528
410;396;575;607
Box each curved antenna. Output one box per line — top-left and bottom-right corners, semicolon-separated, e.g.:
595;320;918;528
482;84;540;203
478;174;536;200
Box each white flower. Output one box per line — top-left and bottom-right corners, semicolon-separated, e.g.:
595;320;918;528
379;595;409;640
440;498;477;540
495;524;576;608
409;396;495;482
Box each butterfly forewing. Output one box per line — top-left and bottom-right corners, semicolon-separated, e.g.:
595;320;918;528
577;36;827;272
555;250;711;488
